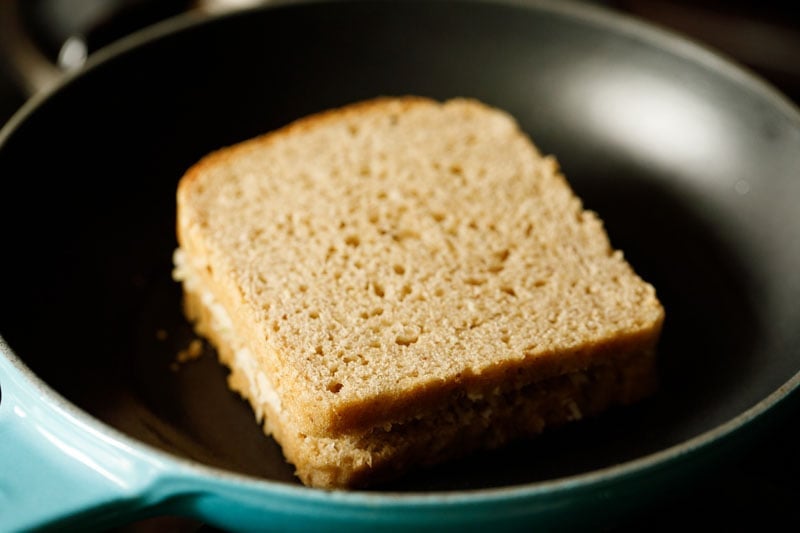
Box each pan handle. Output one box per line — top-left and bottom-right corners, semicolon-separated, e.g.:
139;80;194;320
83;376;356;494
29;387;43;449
0;346;171;531
0;0;269;97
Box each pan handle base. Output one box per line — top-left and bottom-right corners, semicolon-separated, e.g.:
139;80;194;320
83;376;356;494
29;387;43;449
0;347;168;531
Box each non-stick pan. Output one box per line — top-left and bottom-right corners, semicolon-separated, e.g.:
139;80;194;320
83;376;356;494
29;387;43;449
1;0;799;530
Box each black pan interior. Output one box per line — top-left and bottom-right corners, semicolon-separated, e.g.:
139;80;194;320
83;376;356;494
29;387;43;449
1;0;798;490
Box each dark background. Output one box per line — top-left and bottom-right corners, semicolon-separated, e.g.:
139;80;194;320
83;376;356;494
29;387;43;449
0;1;798;531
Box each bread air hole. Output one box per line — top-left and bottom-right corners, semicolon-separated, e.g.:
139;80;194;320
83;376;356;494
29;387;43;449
326;382;343;394
325;245;337;261
399;285;412;300
372;282;385;298
359;307;384;320
395;334;418;346
395;326;420;346
392;229;420;242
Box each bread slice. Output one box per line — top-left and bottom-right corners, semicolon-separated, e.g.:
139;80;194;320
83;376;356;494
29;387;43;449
174;96;664;488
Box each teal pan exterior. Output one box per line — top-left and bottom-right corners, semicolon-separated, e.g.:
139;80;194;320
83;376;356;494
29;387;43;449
2;340;798;531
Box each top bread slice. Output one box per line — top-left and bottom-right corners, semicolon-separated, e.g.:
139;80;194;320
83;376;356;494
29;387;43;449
176;96;664;439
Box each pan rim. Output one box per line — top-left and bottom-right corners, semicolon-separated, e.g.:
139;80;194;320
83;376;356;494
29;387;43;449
2;0;799;146
1;0;799;507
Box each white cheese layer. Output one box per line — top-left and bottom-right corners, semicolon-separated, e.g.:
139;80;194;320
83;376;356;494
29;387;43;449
172;247;283;419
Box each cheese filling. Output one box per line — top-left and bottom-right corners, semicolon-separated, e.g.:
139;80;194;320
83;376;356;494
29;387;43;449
172;248;283;419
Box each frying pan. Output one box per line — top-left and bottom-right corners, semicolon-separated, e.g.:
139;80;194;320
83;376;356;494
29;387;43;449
1;0;799;530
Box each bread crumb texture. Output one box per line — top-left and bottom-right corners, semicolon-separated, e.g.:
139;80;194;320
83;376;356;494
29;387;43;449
176;97;664;479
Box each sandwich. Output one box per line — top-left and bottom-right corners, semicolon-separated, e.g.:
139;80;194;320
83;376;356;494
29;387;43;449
172;96;665;488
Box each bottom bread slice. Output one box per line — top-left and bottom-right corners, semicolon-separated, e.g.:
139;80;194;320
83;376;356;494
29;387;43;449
177;250;657;489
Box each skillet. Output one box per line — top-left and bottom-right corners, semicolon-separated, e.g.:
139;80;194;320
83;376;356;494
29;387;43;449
1;0;798;530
